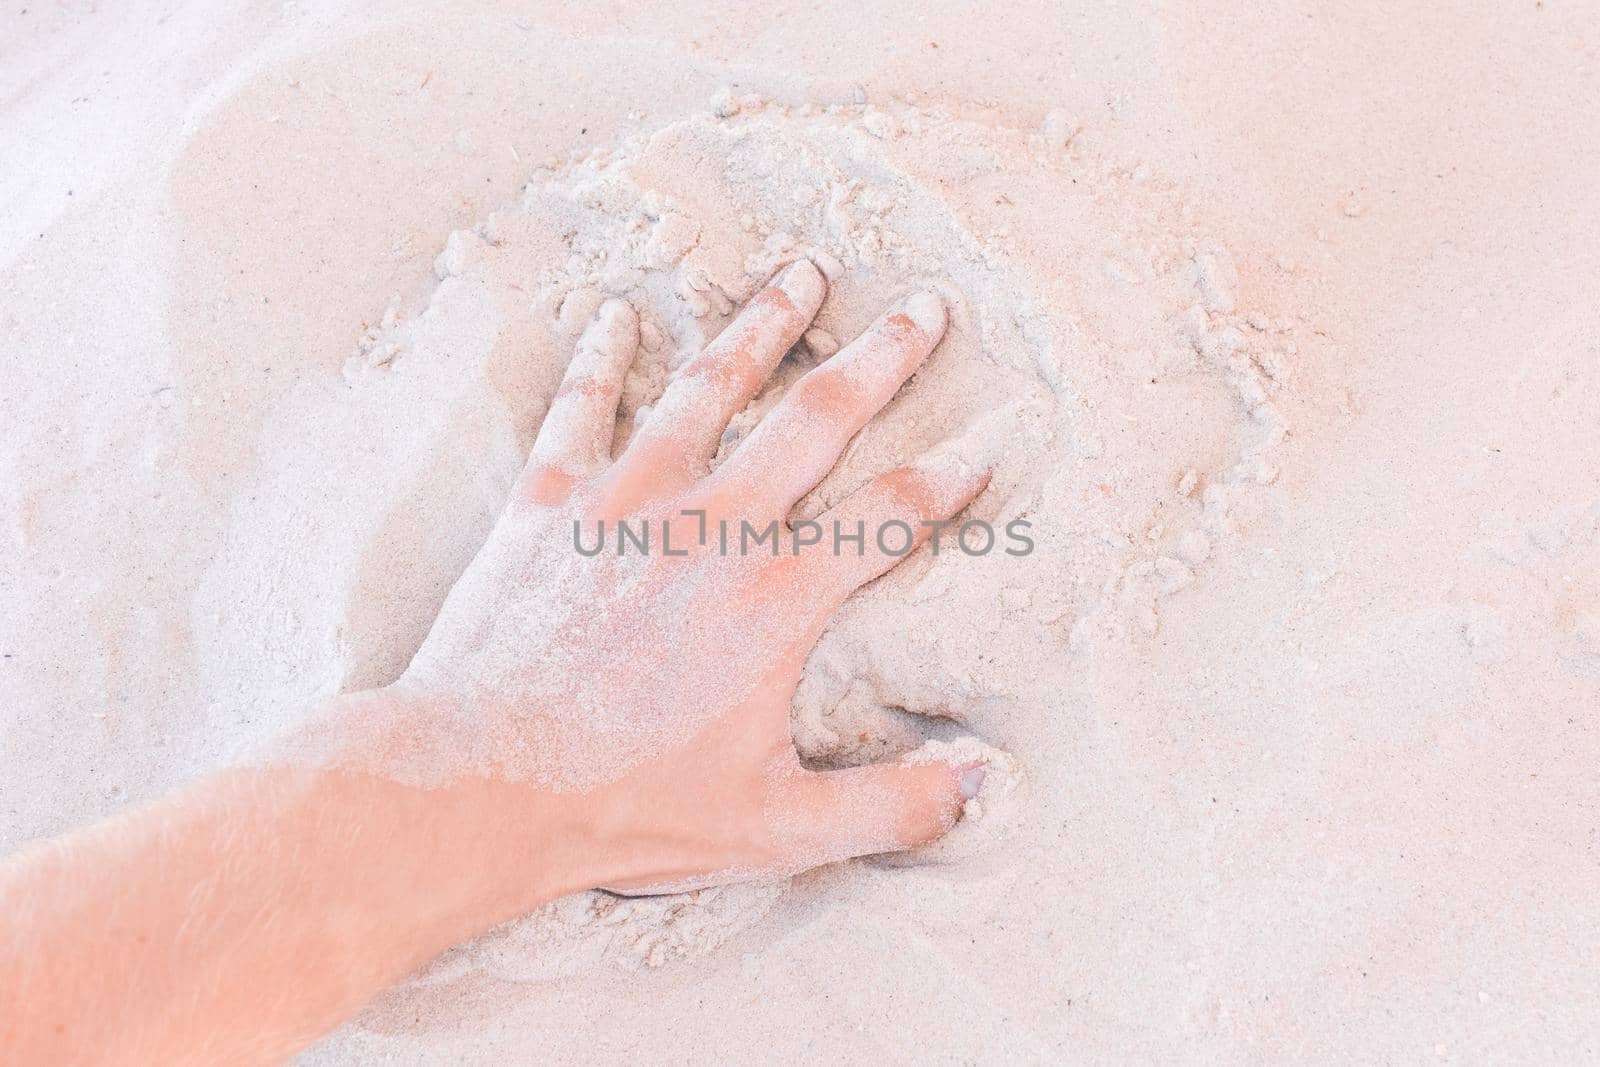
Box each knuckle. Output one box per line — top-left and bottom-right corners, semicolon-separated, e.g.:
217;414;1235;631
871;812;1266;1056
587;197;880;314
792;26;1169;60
677;348;752;402
522;463;577;508
790;367;859;415
876;467;937;515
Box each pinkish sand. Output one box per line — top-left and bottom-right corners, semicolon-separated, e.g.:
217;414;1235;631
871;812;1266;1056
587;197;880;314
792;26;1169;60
2;2;1598;1061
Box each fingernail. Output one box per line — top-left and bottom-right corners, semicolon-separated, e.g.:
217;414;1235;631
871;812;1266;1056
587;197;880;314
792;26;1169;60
773;259;826;306
958;764;987;799
903;291;947;335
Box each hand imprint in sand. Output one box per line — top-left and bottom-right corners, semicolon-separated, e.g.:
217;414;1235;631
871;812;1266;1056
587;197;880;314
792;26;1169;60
353;261;992;893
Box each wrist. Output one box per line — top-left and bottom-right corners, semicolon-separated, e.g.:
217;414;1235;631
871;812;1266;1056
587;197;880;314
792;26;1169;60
306;688;601;934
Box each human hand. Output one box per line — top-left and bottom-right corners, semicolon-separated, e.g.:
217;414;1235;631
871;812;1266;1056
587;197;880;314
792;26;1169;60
323;260;993;903
0;262;1003;1067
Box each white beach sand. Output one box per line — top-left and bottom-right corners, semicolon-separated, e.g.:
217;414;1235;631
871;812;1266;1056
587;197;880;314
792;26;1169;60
3;2;1598;1061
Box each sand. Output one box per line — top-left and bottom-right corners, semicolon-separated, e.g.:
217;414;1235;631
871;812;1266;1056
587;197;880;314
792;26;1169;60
3;1;1598;1062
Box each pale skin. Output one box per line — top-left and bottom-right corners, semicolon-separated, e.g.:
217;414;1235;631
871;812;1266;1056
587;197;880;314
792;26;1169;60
0;260;993;1065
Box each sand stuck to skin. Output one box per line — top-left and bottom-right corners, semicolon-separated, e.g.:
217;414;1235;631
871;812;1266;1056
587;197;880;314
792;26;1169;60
3;2;1598;1062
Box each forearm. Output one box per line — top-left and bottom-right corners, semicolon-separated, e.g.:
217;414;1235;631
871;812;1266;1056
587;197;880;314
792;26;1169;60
0;699;582;1065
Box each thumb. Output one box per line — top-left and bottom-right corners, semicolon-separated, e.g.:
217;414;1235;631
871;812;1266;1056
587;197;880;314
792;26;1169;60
771;758;987;870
